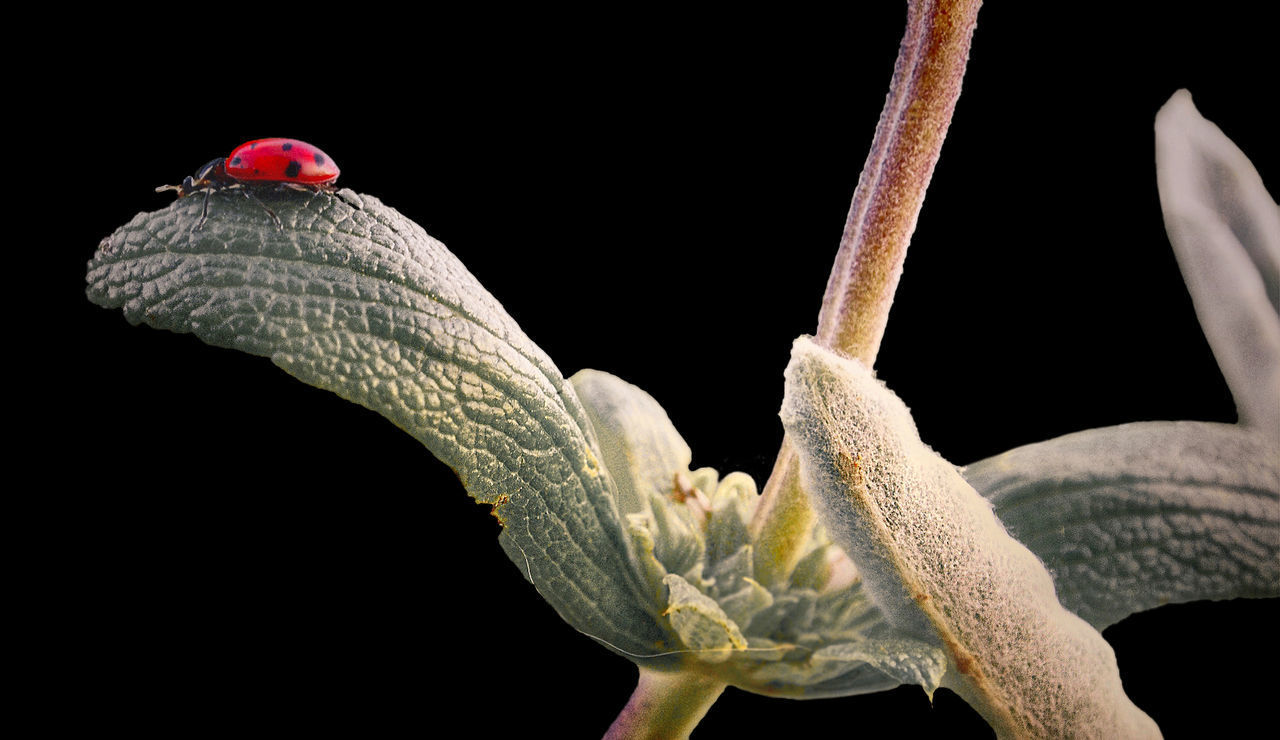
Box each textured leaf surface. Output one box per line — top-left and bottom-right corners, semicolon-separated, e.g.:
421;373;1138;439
782;337;1159;738
85;190;665;656
1156;90;1280;436
966;421;1280;629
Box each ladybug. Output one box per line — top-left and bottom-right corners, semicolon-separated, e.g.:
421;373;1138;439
157;138;340;230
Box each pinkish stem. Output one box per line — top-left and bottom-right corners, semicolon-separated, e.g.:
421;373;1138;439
816;0;983;363
751;0;983;585
603;668;726;740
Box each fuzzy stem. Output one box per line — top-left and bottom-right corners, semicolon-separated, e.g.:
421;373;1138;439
817;0;982;360
603;668;727;740
750;0;983;584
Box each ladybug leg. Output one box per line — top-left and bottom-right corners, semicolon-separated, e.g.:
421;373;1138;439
239;188;284;231
282;182;331;198
281;182;328;207
193;188;214;231
275;182;326;219
305;184;326;208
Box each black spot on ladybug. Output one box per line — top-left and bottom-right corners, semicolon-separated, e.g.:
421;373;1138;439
281;142;293;151
249;142;258;149
231;156;242;166
314;153;325;166
284;160;302;179
254;168;262;175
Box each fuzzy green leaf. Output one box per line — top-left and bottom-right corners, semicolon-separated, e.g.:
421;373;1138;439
85;190;665;657
1156;90;1280;436
967;422;1280;629
782;337;1159;738
962;93;1280;631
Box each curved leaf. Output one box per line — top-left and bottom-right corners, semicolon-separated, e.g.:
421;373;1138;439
1155;90;1280;436
781;337;1159;738
85;189;666;657
966;421;1280;629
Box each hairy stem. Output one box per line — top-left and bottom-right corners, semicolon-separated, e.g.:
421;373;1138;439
817;0;982;361
751;0;983;584
603;668;727;740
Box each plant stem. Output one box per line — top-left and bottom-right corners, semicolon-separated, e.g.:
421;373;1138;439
603;668;727;740
750;0;983;584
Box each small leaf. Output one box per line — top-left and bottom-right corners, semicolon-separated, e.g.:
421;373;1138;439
647;491;707;579
707;543;754;594
664;573;748;661
740;633;946;696
965;421;1280;629
716;577;774;629
627;519;671;607
571;369;693;516
743;589;816;640
85;191;666;657
1155;90;1280;436
781;337;1159;738
788;542;835;592
811;638;948;695
706;473;757;565
812;584;880;637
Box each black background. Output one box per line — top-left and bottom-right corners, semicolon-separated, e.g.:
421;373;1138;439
38;2;1278;737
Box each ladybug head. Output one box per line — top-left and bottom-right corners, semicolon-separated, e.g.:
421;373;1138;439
156;158;229;197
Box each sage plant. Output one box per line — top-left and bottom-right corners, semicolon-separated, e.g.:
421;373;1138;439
86;2;1278;736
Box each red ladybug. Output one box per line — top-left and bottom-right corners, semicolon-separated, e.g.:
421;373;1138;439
225;138;340;185
158;138;340;230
